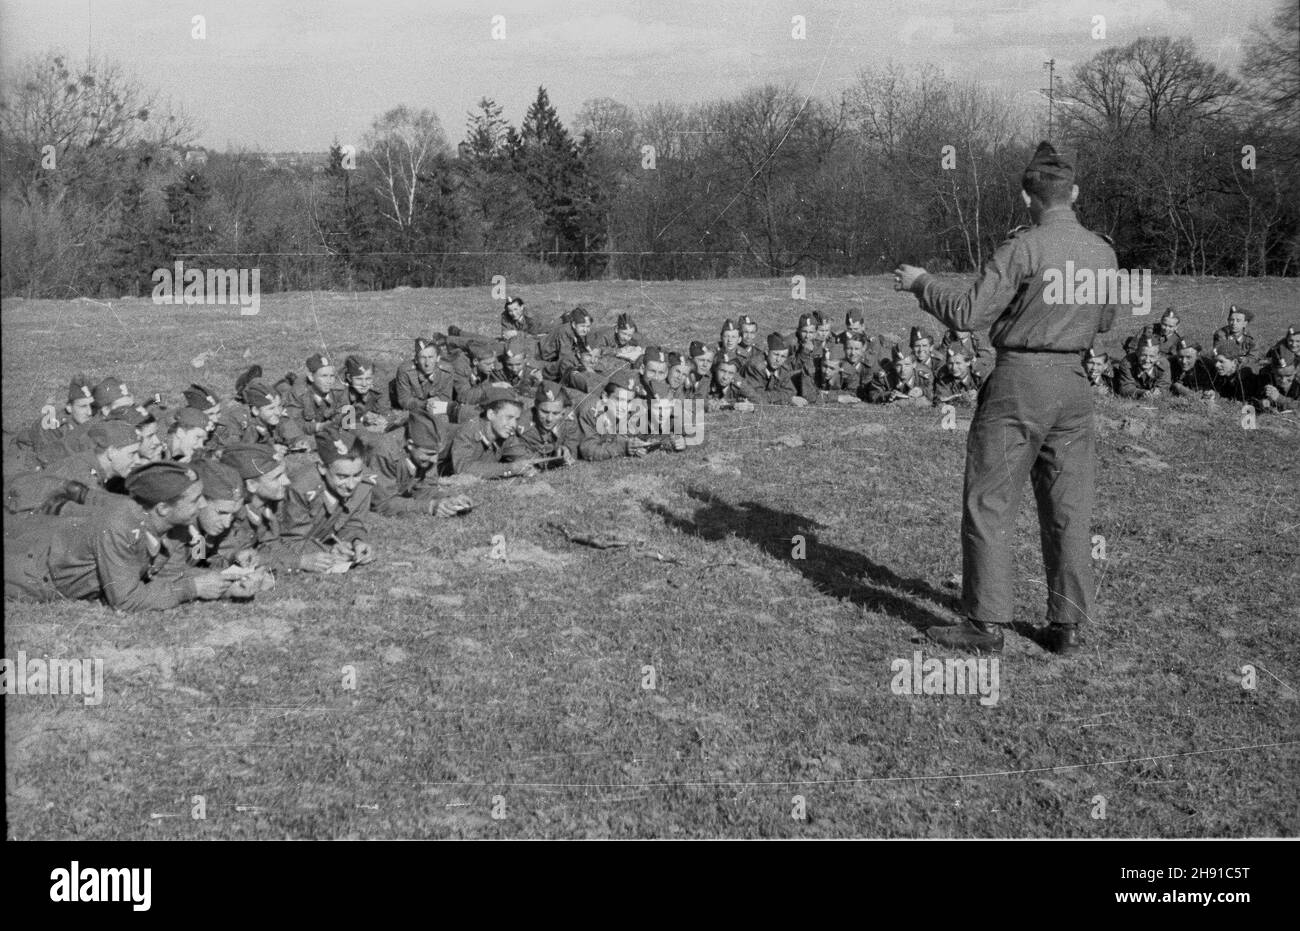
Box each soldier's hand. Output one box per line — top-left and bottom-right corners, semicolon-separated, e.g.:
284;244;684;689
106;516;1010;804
1265;386;1280;401
559;445;575;464
511;464;539;478
192;572;232;600
790;396;809;407
836;394;860;405
433;494;473;518
626;437;650;457
351;541;375;565
893;264;926;291
298;552;339;573
233;548;259;569
908;387;924;398
668;435;687;452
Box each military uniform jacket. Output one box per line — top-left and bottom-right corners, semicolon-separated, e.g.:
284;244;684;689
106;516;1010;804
574;395;634;461
1212;328;1259;368
1114;356;1171;398
365;429;445;515
281;461;373;550
912;207;1118;352
1264;340;1297;372
540;327;590;380
1213;368;1257;403
392;360;461;420
866;368;933;404
440;421;515;478
1169;359;1216;396
1123;323;1182;357
213;407;304;449
822;358;874;397
1085;367;1115;396
169;515;257;570
21;499;198;610
231;500;298;572
501;308;543;335
491;362;543;397
733;344;759;366
37;451;119;508
1256;376;1300;412
934;368;984;405
347;385;392;420
284;381;348;436
697;377;755;407
740;359;799;404
502;416;581;461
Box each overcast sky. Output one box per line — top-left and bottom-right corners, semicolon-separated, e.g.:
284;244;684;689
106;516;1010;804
0;0;1281;151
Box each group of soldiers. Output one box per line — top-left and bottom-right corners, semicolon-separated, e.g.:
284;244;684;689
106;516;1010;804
1082;306;1299;411
2;293;1296;613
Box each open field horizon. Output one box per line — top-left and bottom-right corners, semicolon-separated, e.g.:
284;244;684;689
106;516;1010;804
4;273;1298;838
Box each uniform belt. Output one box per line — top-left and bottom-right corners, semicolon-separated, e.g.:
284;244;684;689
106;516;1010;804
995;349;1083;366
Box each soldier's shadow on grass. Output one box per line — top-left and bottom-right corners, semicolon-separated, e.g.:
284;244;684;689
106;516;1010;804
646;487;960;634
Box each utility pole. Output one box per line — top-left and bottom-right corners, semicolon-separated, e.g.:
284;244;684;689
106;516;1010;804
1041;59;1056;139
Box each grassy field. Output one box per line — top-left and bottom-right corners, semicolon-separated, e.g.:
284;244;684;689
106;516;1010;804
3;273;1298;838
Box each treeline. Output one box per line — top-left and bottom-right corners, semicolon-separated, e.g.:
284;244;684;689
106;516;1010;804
1;4;1295;298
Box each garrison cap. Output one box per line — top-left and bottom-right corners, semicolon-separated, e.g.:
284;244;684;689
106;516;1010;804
845;308;864;325
1285;326;1297;338
946;345;972;361
505;296;524;309
1213;342;1242;361
689;341;711;359
125;461;199;508
797;313;815;330
183;383;220;410
414;336;438;356
315;428;366;465
568;306;593;325
67;374;95;404
1085;344;1109;361
909;326;931;345
606;370;640;394
766;332;788;351
1160;306;1178;321
616;313;636;330
1274;362;1296;377
1137;336;1161;352
469;342;498;363
344;354;373;376
666;352;685;369
405;410;445;450
218;443;281;479
811;311;826;325
891;345;914;363
109;404;154;427
241;379;276;409
167;406;211;433
306;353;331;373
190;458;243;503
737;314;757;328
1227;305;1253;323
86;420;140;450
714;351;739;368
720;318;739;334
1023;141;1075;185
93;377;130;409
480;385;522;409
642;346;667;366
503;345;527;363
1173;339;1200;354
534;381;565;406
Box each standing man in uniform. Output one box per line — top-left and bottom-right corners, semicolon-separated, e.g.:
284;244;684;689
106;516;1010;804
894;142;1117;654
